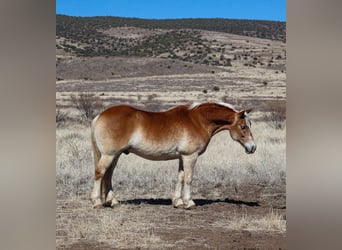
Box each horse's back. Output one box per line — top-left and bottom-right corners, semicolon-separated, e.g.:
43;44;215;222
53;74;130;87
92;105;192;152
93;104;178;139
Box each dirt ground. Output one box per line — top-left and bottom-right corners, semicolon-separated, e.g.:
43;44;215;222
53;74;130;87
56;185;285;249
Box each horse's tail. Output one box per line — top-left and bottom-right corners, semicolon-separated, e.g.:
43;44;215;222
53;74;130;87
91;115;101;168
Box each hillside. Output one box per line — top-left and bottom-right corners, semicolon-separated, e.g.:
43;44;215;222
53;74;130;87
56;14;286;82
56;14;285;58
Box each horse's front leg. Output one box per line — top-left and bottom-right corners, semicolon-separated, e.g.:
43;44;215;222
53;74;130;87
182;153;198;209
172;157;184;208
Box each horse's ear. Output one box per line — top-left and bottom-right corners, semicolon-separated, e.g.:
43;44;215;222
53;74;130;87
238;110;245;118
238;109;252;118
245;108;252;114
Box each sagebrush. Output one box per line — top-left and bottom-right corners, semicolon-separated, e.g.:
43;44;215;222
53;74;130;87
70;93;104;122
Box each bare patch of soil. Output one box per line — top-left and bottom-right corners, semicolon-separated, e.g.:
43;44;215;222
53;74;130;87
56;56;225;81
99;26;169;40
56;185;285;249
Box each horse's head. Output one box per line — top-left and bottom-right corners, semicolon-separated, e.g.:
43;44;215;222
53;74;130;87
229;109;256;154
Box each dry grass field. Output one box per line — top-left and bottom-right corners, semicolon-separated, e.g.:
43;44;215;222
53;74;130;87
56;119;285;249
56;27;286;249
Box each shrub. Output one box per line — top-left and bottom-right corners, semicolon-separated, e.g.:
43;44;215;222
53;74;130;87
212;86;220;92
263;100;286;129
148;93;158;101
224;59;232;66
70;93;104;122
56;109;68;127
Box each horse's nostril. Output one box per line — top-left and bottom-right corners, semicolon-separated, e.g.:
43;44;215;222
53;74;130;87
244;141;256;154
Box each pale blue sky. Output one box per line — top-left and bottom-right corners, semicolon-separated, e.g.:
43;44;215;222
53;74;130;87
56;0;286;21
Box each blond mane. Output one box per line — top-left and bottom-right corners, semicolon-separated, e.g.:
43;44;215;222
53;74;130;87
188;101;237;112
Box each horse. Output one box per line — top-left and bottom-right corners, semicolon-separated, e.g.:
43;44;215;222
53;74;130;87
90;102;256;209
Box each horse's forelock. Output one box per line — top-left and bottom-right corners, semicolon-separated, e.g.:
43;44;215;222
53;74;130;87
244;113;252;128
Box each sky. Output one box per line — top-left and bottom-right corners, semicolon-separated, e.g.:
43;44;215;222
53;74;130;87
56;0;286;22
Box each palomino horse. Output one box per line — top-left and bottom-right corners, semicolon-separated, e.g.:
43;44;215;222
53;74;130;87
90;102;256;209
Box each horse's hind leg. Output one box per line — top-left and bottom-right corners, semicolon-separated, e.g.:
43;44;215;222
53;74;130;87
103;154;121;208
91;154;115;208
172;158;185;208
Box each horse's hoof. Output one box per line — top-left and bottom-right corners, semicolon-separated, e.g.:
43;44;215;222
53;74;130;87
184;200;196;210
93;199;103;209
110;199;120;208
105;191;116;206
172;198;184;208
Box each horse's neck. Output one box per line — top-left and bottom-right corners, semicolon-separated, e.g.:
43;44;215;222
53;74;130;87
196;104;236;135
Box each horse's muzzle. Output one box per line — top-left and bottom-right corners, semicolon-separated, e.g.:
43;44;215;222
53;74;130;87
244;141;256;154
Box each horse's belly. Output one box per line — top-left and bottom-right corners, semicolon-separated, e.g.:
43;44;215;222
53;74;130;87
129;146;180;161
127;130;184;160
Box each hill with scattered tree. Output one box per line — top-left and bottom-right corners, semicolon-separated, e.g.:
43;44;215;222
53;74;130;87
56;14;285;58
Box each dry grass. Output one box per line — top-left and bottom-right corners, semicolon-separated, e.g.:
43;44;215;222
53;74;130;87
56;197;170;249
56;106;285;248
213;209;286;233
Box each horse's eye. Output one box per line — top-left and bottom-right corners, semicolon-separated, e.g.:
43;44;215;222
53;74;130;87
240;125;246;130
